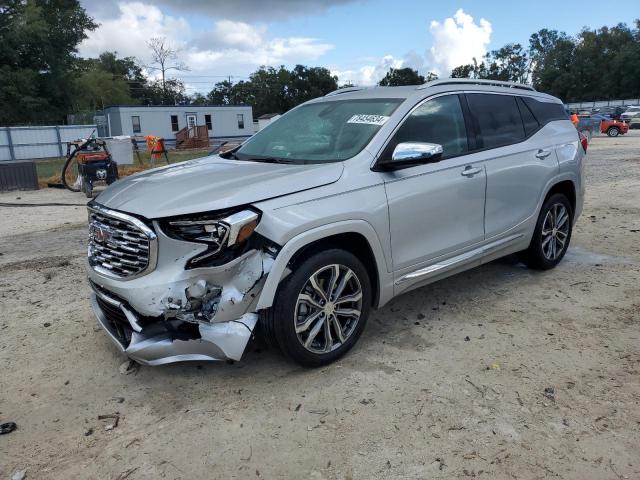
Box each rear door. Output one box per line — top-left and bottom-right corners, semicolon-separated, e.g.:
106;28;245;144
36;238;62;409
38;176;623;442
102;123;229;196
465;93;559;240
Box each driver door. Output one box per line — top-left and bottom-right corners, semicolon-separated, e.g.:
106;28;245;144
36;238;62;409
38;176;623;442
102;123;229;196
379;94;486;290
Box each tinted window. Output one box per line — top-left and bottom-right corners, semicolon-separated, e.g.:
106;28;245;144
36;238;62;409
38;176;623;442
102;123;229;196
467;94;524;149
170;115;179;132
205;114;212;130
516;97;540;136
387;94;468;160
237;114;245;129
522;97;568;124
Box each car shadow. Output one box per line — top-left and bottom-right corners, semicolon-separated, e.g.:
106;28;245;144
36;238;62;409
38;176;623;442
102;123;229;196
135;245;610;383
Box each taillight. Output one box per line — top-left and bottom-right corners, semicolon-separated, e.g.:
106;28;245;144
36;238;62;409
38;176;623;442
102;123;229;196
578;132;588;153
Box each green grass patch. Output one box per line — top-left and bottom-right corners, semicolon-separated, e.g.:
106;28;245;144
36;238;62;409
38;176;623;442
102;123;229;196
35;149;211;181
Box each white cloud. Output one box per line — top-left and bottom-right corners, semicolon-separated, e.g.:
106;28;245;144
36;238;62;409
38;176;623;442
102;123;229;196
331;9;492;86
332;54;403;86
79;2;334;91
429;9;492;75
193;20;266;51
188;22;334;73
79;2;188;60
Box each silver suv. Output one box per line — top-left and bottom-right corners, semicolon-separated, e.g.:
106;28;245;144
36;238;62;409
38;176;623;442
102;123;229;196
87;79;585;367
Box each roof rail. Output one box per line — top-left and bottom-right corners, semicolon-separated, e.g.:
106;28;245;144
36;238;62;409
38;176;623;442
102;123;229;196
325;86;365;96
417;78;535;92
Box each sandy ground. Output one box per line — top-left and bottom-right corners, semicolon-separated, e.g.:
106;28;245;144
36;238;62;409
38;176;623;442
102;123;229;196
1;132;639;480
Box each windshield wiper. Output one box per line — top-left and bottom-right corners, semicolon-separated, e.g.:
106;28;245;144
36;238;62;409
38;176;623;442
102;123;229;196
244;157;294;164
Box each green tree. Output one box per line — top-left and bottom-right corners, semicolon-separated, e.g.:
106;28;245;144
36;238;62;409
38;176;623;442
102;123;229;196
207;80;235;104
450;64;474;78
0;0;97;125
73;70;133;111
379;67;425;86
204;65;337;117
528;29;575;100
144;79;187;105
488;43;529;83
189;92;208;105
450;44;531;83
72;52;145;114
287;65;338;106
526;21;640;101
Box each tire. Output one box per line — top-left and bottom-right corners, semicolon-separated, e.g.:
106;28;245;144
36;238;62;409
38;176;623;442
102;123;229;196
519;193;573;270
262;249;372;367
607;126;620;137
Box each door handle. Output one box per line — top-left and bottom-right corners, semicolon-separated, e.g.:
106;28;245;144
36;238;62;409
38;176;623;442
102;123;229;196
535;149;552;159
461;166;482;177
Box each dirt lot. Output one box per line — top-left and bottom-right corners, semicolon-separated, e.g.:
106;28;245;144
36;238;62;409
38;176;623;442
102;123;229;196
1;132;639;480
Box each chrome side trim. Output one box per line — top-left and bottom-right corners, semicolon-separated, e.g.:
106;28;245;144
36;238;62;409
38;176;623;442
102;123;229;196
395;233;524;285
88;203;158;281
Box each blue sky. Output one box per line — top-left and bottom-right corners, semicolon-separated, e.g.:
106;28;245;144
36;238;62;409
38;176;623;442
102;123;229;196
79;0;638;90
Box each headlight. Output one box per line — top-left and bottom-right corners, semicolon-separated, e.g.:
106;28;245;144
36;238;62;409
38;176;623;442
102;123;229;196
163;209;260;267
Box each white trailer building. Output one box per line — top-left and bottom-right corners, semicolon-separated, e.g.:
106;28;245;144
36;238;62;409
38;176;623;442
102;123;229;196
98;105;254;145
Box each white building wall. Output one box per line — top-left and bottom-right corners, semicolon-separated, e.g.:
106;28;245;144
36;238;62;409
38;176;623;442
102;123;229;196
107;105;253;141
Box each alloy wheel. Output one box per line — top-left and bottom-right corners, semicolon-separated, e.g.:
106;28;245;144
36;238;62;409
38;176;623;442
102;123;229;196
294;264;363;354
541;203;570;261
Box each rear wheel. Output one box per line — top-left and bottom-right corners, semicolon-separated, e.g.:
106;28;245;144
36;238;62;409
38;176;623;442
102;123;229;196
607;126;620;137
519;193;573;270
262;249;371;367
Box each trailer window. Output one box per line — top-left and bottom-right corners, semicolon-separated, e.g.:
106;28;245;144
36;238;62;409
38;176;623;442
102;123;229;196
132;116;141;134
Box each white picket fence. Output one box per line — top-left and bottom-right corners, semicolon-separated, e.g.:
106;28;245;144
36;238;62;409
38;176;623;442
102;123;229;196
0;125;97;162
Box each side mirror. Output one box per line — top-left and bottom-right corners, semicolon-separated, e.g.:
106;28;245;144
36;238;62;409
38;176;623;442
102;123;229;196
377;142;443;170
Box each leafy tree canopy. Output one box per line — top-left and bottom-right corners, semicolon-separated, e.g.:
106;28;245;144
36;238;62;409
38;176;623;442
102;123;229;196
0;0;97;125
450;20;640;102
378;67;427;86
205;65;338;117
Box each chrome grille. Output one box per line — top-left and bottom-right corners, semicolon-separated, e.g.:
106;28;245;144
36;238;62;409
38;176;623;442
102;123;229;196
88;205;157;279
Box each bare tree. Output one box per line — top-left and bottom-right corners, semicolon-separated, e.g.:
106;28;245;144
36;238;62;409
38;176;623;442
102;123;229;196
146;37;189;104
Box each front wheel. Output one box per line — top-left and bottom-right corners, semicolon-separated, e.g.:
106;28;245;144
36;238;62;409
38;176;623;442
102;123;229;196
519;193;573;270
607;126;620;137
262;249;371;367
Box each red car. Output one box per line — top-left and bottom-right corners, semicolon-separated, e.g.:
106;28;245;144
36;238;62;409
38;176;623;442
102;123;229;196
600;119;629;137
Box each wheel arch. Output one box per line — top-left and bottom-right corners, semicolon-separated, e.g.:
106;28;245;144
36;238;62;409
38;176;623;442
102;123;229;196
256;220;392;311
544;179;576;215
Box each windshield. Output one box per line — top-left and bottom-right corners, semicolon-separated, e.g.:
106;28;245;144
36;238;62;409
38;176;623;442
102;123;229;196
234;98;403;163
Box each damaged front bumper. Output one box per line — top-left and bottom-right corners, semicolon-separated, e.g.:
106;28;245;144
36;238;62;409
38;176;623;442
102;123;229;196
90;290;258;365
88;224;275;365
91;292;258;365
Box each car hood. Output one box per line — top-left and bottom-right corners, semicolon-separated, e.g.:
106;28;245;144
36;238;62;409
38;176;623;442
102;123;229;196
95;156;344;218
